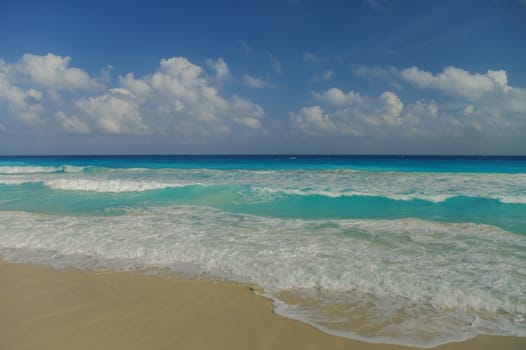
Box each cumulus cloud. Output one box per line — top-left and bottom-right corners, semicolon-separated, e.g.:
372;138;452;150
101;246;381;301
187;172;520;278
400;66;510;100
0;60;43;125
398;66;526;138
293;88;404;136
241;74;274;88
2;52;524;153
76;88;148;135
18;53;100;91
295;67;526;144
379;91;403;125
119;56;264;137
0;53;101;127
302;84;502;139
231;95;264;128
313;87;363;106
347;64;526;143
292;106;336;134
0;53;265;139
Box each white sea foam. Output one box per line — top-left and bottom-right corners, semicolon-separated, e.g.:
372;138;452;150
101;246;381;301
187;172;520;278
62;165;87;173
252;186;457;202
0;177;36;185
0;207;524;347
43;178;180;192
0;165;89;174
0;165;64;174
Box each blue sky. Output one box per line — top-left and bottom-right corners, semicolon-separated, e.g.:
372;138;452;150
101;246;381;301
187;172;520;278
1;0;525;154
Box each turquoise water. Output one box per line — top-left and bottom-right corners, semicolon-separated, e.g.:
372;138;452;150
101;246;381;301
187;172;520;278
1;156;525;347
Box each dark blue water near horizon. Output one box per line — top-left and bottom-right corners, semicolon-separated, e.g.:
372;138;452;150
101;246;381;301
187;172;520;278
1;154;526;173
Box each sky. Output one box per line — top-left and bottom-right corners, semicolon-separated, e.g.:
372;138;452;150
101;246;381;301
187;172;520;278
1;0;525;155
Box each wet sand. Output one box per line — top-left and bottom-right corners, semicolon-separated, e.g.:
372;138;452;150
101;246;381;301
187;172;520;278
1;260;524;350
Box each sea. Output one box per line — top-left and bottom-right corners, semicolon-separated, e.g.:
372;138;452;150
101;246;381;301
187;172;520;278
0;155;525;347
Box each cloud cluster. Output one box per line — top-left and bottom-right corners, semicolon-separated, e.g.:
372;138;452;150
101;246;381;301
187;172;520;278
0;54;264;140
18;54;101;92
400;66;510;100
293;65;526;144
1;52;524;153
293;88;405;136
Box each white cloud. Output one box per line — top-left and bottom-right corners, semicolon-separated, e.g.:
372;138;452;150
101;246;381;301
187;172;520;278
400;66;510;100
379;91;403;125
205;57;230;81
231;95;264;128
313;87;363;106
351;64;526;138
295;68;526;144
401;100;440;135
119;56;264;137
119;73;150;96
0;53;102;127
241;74;274;89
76;88;148;135
294;88;404;136
291;106;336;134
18;53;100;91
4;53;258;140
2;52;524;153
0;61;43;125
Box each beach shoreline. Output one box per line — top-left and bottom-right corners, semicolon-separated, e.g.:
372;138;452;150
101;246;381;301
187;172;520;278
1;260;525;350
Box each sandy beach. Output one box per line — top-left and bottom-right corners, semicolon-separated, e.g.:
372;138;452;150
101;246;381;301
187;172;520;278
0;260;524;350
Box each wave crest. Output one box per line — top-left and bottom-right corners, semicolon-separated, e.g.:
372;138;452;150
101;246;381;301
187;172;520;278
0;165;87;174
44;179;179;192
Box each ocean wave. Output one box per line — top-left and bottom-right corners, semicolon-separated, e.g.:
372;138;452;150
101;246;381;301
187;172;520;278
0;165;64;174
252;186;458;203
0;178;36;185
0;165;87;174
1;176;526;204
0;208;524;347
247;186;526;204
43;178;182;192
